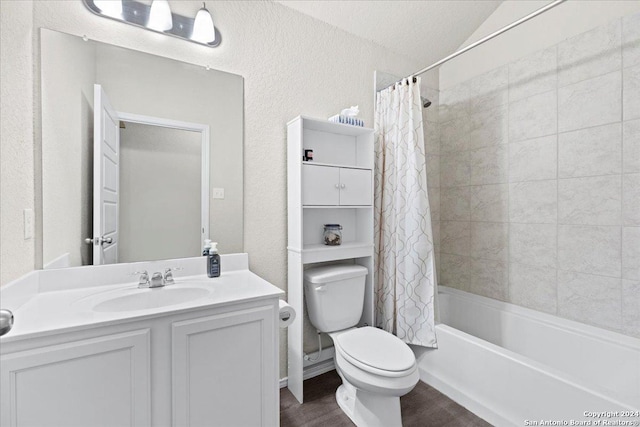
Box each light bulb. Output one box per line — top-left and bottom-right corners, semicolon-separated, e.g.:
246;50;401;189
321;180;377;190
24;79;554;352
191;3;216;44
94;0;122;18
147;0;173;31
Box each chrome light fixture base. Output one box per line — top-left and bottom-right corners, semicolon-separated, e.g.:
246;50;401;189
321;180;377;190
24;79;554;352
83;0;221;48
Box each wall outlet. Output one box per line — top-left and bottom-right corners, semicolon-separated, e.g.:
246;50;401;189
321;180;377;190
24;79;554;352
212;188;225;199
23;209;33;240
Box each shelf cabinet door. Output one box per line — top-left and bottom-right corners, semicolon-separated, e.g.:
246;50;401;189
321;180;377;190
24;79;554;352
0;329;151;427
339;168;372;206
302;164;340;205
172;305;277;427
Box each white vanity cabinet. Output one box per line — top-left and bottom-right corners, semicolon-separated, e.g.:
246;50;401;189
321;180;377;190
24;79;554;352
172;305;277;427
0;329;151;427
0;299;279;427
302;164;372;206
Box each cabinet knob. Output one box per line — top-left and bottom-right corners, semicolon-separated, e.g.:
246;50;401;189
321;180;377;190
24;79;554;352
341;184;346;189
335;184;340;189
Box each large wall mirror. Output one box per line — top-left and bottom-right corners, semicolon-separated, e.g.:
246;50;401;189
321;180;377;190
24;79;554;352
40;29;243;268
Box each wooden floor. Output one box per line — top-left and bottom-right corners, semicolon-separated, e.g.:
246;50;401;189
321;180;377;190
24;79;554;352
280;370;491;427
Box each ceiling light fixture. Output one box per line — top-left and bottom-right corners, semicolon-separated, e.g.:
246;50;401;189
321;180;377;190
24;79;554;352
191;3;216;44
83;0;220;48
147;0;173;31
93;0;122;18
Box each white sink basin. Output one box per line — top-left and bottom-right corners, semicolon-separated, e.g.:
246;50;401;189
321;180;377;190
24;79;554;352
75;285;213;313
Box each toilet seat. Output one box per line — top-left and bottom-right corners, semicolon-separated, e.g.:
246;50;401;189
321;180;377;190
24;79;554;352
332;327;417;378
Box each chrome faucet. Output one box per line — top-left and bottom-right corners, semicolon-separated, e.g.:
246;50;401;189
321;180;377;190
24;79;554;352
150;272;164;288
163;267;183;285
133;270;150;288
133;268;183;289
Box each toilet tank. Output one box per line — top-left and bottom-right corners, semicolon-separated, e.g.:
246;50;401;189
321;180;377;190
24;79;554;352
304;265;368;333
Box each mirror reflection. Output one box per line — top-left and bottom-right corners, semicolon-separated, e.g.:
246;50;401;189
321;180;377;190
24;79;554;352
40;29;243;268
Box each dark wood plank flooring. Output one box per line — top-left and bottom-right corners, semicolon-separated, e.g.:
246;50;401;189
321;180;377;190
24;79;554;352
280;370;491;427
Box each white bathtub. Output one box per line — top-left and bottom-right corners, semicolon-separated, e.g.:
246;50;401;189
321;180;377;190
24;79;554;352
413;286;640;426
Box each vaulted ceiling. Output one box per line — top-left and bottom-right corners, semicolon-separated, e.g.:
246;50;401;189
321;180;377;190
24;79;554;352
275;0;502;71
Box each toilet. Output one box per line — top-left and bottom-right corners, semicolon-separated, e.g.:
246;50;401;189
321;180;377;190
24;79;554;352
304;265;419;427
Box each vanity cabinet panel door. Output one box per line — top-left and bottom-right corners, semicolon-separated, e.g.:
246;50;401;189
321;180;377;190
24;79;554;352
339;168;372;206
0;329;151;427
172;305;277;427
302;164;340;205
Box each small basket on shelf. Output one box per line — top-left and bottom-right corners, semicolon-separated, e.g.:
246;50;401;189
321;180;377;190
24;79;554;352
328;105;363;127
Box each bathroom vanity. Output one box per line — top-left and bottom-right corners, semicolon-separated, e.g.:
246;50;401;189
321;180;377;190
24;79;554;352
0;254;283;427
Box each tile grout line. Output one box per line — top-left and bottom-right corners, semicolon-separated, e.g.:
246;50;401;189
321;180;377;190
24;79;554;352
555;43;560;317
619;17;624;329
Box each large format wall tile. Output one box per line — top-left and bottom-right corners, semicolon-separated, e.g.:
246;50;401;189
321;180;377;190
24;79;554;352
509;223;557;268
424;122;440;155
441;187;470;221
509;91;557;142
557;20;621;88
469;145;508;185
623;119;640;173
468;258;508;301
509;135;557;182
622;227;640;280
428;187;440;221
438;15;637;338
623;65;640;121
440;221;471;256
509;263;557;314
440;114;470;153
509;47;557;103
467;104;508;150
558;123;622;178
439;253;470;290
558;271;622;331
470;184;508;222
470;222;508;262
558;175;621;225
440;151;469;187
622;279;640;337
509;180;557;224
623;12;640;69
558;225;621;277
465;66;509;115
558;71;622;132
623;173;640;226
426;154;440;188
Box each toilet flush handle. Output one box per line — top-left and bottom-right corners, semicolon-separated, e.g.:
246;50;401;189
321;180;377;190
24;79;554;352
315;285;326;292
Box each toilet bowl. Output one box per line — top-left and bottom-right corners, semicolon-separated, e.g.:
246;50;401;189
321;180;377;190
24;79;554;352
304;265;419;427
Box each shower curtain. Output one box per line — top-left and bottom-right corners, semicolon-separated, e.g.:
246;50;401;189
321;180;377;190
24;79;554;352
374;77;437;348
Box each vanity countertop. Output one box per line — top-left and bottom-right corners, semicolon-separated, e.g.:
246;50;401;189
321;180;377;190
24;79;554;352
0;255;284;344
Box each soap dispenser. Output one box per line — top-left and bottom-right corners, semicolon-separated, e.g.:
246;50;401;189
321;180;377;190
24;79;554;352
202;239;212;256
207;242;221;278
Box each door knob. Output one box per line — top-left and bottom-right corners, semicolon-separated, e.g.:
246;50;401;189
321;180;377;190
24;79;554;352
84;236;113;245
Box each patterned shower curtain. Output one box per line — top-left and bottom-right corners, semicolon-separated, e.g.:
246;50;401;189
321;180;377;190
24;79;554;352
374;77;437;348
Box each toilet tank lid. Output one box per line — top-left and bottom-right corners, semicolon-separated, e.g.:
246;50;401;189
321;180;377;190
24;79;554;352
304;265;368;283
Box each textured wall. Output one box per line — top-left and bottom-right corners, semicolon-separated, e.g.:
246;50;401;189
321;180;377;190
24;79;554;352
438;13;640;338
0;1;35;284
0;1;421;378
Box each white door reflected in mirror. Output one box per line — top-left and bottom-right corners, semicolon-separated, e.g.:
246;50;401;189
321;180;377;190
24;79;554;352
90;84;211;265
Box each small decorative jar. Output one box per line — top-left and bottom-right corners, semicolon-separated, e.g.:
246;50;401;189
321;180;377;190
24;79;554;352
323;224;342;246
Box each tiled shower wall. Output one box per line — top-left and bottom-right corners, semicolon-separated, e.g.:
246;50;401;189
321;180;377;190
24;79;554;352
434;13;639;338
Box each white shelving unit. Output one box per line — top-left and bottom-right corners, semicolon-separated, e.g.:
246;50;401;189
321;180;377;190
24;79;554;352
287;116;375;403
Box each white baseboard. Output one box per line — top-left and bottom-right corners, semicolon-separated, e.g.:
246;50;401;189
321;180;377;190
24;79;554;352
279;358;336;389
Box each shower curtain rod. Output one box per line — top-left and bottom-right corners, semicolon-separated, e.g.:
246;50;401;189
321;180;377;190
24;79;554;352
390;0;567;86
